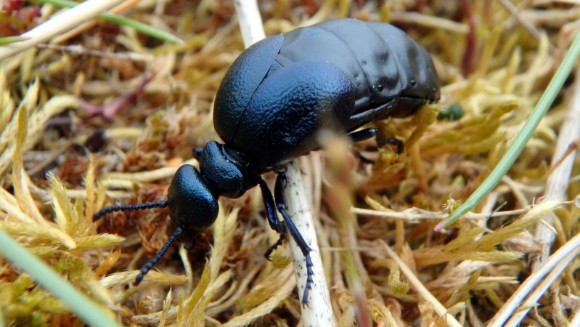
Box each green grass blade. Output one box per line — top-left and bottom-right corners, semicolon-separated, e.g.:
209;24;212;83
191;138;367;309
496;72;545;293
436;31;580;231
0;36;29;46
0;230;121;327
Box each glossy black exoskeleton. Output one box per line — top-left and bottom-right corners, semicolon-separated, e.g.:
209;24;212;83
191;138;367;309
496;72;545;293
93;18;440;304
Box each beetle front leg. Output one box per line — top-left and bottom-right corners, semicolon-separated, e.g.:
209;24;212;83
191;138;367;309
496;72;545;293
275;173;314;304
258;178;287;259
348;128;404;154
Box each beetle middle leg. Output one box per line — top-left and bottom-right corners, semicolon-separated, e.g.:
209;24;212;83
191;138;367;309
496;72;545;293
258;178;287;259
258;175;314;304
349;128;404;154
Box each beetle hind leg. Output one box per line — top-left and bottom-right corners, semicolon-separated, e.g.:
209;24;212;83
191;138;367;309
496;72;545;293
277;203;314;305
349;128;404;154
275;173;314;305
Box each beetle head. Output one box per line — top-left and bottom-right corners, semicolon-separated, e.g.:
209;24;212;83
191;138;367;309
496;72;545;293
91;162;221;286
167;164;219;230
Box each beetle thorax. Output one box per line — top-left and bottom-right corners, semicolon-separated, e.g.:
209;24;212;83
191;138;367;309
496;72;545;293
199;141;257;198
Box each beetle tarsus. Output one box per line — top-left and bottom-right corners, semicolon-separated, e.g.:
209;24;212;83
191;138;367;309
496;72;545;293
349;128;404;154
277;203;315;305
264;233;286;260
349;128;382;143
384;138;404;154
303;251;314;306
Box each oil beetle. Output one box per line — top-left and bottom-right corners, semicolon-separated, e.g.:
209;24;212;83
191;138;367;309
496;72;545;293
94;18;440;304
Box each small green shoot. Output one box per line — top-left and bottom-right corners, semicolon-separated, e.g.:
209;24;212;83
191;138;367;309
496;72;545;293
30;0;183;44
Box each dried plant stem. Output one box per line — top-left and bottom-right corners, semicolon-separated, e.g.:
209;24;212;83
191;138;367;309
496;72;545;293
488;232;580;327
533;65;580;272
233;0;334;324
283;162;335;324
232;0;265;48
380;241;463;327
389;12;468;34
0;0;127;61
571;309;580;327
498;0;554;51
352;206;534;220
102;159;197;183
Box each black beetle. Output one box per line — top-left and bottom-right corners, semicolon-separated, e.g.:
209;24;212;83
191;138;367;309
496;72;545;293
94;18;440;304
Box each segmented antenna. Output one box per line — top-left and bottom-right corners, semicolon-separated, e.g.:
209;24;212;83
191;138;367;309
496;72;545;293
93;201;168;221
134;226;184;285
92;200;182;285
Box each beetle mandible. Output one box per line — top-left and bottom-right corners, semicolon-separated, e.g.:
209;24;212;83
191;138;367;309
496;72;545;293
94;18;440;304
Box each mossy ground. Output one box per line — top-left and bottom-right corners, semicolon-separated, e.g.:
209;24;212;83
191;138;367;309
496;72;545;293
0;0;578;326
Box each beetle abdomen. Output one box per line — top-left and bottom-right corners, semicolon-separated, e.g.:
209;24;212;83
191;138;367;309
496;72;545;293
273;18;439;123
366;22;440;106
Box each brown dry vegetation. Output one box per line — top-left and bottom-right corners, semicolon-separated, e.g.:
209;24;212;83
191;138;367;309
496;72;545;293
0;0;579;326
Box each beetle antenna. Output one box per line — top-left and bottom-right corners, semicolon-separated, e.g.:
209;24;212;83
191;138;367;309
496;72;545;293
134;226;184;285
93;201;168;221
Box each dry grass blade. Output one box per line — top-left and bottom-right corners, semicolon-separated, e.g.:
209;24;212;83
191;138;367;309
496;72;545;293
0;0;127;60
533;64;580;271
221;268;295;327
489;232;580;326
177;208;238;325
380;241;462;327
